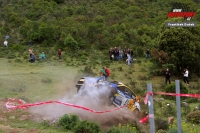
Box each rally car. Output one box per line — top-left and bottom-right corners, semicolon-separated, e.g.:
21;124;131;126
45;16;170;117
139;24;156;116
75;76;140;112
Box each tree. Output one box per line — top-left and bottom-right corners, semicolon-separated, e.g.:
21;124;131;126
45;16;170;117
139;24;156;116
64;34;79;52
158;18;200;74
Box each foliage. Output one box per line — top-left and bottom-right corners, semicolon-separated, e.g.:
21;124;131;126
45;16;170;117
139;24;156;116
158;18;200;74
150;48;170;64
64;34;79;51
12;44;23;51
163;82;188;100
155;118;169;131
57;114;80;130
186;110;200;124
107;123;139;133
156;129;167;133
73;120;103;133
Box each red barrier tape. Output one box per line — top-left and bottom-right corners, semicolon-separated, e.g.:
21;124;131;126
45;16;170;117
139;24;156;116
144;92;200;104
6;99;126;114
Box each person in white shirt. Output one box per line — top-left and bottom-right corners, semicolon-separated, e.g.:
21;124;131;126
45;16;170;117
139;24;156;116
183;68;189;85
4;40;8;47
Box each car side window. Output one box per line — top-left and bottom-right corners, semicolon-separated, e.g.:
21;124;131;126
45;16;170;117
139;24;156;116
124;87;132;96
117;86;125;93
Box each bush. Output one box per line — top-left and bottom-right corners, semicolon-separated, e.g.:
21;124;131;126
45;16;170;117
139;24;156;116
12;44;23;51
7;52;16;59
186;110;200;124
167;129;177;133
163;82;188;100
155;118;169;131
107;123;140;133
156;129;167;133
162;104;176;116
57;114;80;130
73;120;102;133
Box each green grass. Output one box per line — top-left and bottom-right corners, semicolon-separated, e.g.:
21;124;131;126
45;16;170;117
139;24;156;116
0;50;200;132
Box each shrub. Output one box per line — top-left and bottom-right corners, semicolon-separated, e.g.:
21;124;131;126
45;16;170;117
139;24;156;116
162;104;176;116
57;114;80;130
73;120;102;133
155;118;169;131
15;58;22;63
186;110;200;124
156;129;167;133
163;82;188;100
182;106;191;116
12;44;23;51
7;53;16;59
167;129;177;133
83;65;96;76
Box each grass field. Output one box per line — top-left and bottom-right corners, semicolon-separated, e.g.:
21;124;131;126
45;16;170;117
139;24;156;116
0;52;200;132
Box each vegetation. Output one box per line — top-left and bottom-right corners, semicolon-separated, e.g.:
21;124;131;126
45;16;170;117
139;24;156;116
0;0;200;133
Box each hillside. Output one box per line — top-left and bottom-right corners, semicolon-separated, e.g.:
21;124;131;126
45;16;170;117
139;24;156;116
0;0;200;133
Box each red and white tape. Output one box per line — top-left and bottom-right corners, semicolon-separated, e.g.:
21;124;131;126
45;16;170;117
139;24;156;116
6;99;126;114
144;92;200;104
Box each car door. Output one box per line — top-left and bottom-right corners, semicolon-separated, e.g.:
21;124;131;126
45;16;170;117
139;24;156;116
113;85;129;106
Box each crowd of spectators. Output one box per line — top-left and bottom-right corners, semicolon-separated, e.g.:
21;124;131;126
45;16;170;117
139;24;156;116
108;47;134;65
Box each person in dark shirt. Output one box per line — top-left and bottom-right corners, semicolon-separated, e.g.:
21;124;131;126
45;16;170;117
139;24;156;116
109;48;113;60
29;53;36;63
58;49;62;60
146;49;150;58
165;68;171;84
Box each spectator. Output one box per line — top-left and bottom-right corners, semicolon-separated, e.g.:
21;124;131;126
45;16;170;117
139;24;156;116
183;68;189;85
28;39;33;45
40;52;46;60
29;53;36;63
118;49;123;60
4;40;8;47
109;48;113;60
99;67;107;77
58;49;62;60
29;47;33;57
105;66;110;81
146;49;150;58
127;53;131;66
5;34;9;40
165;68;171;84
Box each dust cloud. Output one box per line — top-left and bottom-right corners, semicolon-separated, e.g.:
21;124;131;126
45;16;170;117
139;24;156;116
29;77;140;129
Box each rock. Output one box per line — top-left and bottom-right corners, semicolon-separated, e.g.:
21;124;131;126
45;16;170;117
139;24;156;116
181;102;188;107
159;98;165;101
9;116;15;119
195;105;200;110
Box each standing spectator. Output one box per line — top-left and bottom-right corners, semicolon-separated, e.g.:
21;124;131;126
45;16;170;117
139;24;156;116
165;68;171;84
146;49;150;58
118;49;123;60
29;47;33;57
105;66;110;81
58;49;62;60
5;34;9;40
4;40;8;47
109;48;113;60
127;53;131;66
183;68;189;85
